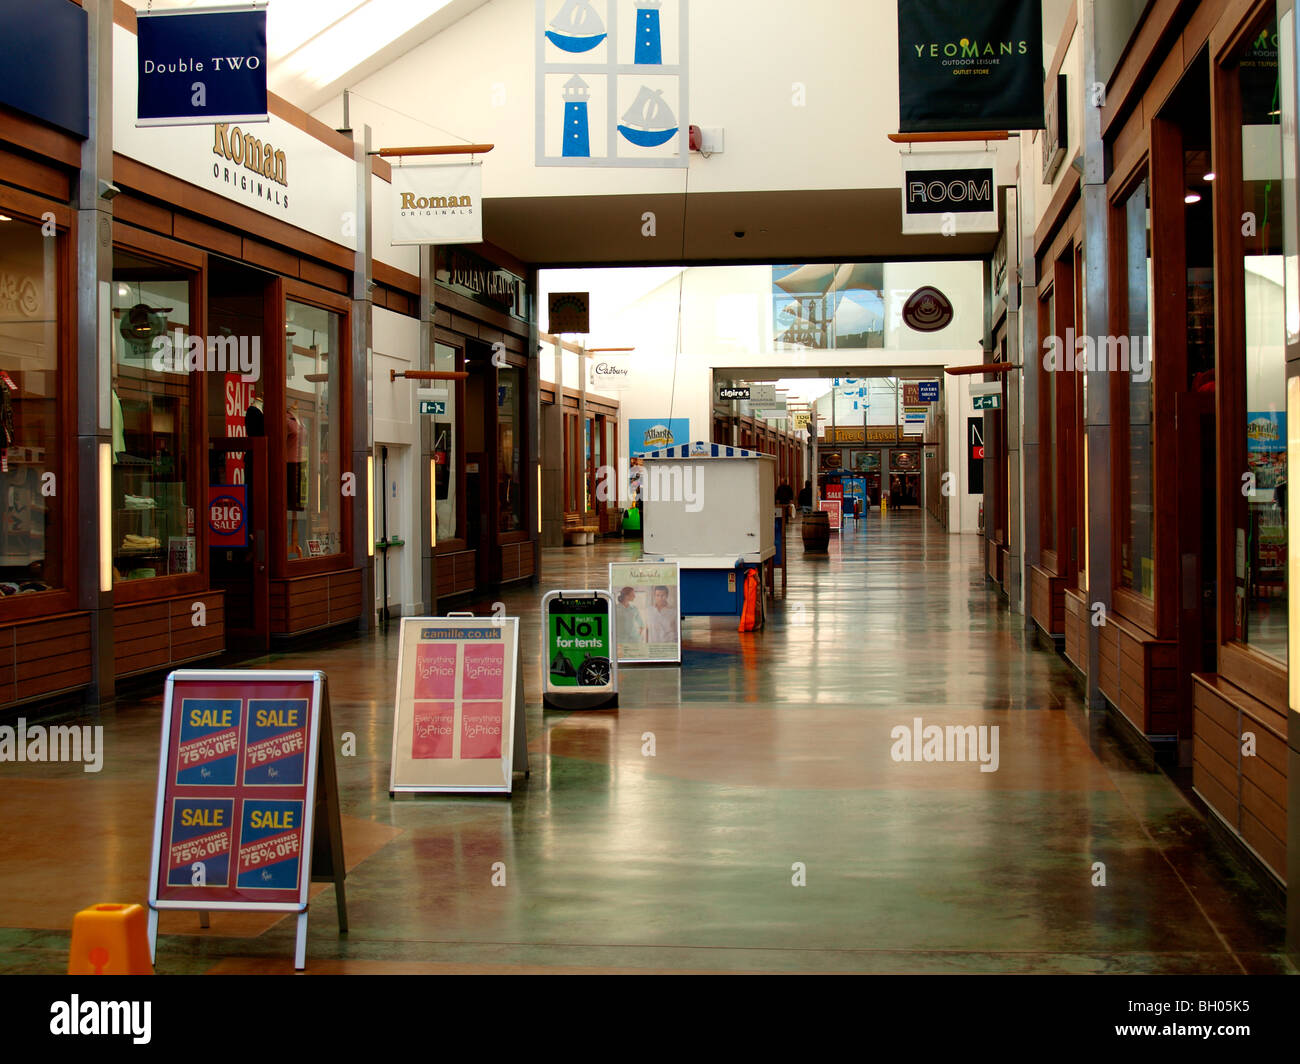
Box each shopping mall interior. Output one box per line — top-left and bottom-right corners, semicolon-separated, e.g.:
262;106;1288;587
0;0;1298;1004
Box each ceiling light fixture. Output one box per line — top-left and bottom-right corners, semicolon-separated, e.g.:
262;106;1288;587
1203;171;1216;181
1185;192;1202;204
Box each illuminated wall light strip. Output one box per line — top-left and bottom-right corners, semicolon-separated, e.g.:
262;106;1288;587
537;464;542;534
366;455;375;558
430;458;437;548
1289;377;1299;711
99;443;112;592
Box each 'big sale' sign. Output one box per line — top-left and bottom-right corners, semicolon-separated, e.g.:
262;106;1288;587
209;484;248;548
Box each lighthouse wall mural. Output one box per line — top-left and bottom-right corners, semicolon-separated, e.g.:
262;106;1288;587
536;0;688;167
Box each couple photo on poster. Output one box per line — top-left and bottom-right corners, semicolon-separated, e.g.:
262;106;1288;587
610;562;681;664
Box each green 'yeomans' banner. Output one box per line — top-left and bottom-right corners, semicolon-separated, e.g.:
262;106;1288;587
897;0;1045;133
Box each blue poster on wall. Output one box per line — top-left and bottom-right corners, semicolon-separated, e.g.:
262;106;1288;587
629;418;690;455
1246;411;1286;492
137;7;267;127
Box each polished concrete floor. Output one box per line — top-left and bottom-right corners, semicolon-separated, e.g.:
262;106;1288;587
0;509;1292;973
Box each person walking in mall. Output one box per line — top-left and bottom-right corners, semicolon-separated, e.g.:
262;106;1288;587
797;479;812;512
776;480;794;517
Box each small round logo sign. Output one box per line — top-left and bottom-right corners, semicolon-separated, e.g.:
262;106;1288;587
902;286;954;332
209;495;245;535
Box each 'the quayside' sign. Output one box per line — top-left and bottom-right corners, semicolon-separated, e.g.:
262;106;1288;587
897;0;1044;133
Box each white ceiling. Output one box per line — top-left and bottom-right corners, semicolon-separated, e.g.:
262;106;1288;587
125;0;491;113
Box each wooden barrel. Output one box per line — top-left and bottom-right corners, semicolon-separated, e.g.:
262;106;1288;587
801;510;830;552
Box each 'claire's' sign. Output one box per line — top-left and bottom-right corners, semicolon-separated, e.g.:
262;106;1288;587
136;6;268;127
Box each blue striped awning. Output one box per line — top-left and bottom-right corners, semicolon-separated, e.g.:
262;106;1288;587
639;441;770;459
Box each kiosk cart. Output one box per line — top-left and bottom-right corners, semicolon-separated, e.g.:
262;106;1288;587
638;442;776;616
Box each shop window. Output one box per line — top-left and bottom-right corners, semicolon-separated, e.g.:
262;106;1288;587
285;300;341;560
111;252;197;582
0;216;63;596
1117;179;1155;598
1233;17;1287;662
433;342;459;543
1041;292;1058;554
497;366;523;531
1075;241;1089;592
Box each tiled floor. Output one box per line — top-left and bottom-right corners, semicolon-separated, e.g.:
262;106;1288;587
0;510;1291;973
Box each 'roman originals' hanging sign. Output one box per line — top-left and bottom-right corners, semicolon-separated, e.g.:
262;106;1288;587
391;163;483;246
901;152;997;234
136;6;267;127
896;0;1044;133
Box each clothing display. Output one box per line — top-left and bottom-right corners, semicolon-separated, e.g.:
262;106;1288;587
286;408;305;511
244;396;265;437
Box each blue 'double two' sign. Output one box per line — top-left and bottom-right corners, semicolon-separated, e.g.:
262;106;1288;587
136;7;267;127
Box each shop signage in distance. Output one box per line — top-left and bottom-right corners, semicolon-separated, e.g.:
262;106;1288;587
435;247;528;320
749;383;777;404
718;386;750;401
548;292;590;334
136;7;268;127
419;400;447;415
590;361;631;391
543;591;618;710
147;669;346;970
918;381;939;402
792;412;812;430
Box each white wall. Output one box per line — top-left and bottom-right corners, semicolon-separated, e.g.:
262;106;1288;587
315;0;1019;203
372;308;421;614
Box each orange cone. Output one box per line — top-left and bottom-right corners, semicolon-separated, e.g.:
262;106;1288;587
67;904;154;975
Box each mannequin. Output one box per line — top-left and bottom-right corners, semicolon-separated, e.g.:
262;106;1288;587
243;390;265;437
286;399;304;557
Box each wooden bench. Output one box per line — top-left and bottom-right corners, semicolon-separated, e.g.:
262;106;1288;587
563;512;600;545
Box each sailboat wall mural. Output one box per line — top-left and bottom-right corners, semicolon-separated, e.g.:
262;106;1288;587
545;0;607;53
536;0;688;168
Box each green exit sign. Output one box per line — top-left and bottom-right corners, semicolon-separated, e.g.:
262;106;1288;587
420;400;447;415
973;394;1001;410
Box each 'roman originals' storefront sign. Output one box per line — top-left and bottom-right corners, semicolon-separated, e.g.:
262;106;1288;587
114;25;357;251
897;0;1044;133
391;163;483;246
901;152;997;234
136;7;267;126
